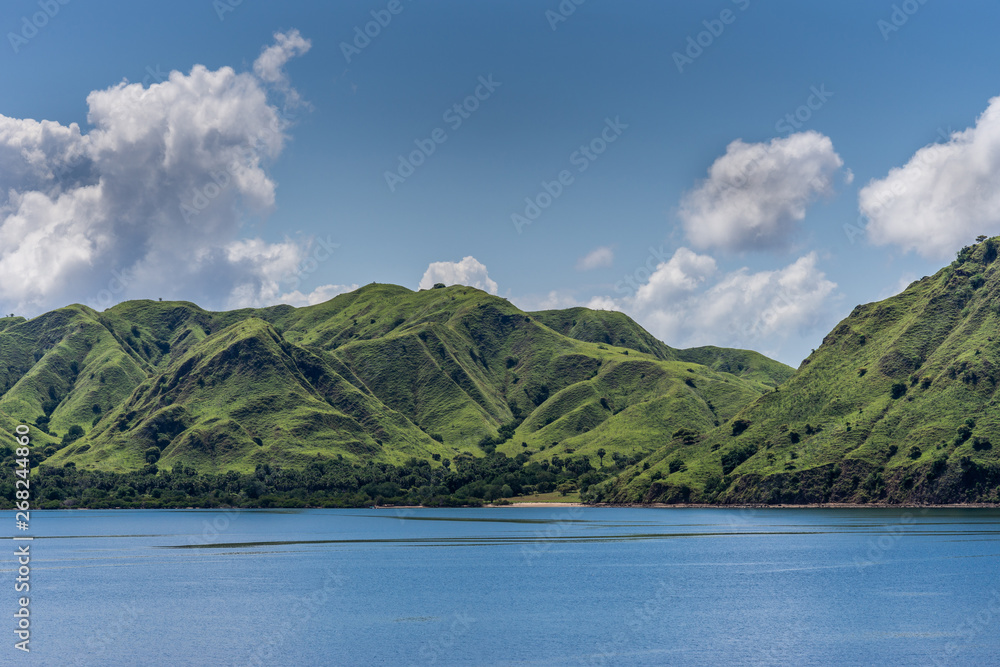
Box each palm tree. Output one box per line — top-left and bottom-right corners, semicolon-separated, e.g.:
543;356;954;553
597;448;606;467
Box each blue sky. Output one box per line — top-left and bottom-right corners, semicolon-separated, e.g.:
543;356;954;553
2;0;1000;365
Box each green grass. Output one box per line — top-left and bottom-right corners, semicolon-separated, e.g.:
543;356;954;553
0;283;776;477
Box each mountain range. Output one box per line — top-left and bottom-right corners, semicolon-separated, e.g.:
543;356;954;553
4;237;1000;505
0;283;787;479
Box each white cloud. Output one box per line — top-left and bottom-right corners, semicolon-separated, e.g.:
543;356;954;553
585;295;622;312
597;248;837;358
632;247;717;309
680;131;848;251
510;247;836;359
507;290;578;312
859;96;1000;258
576;246;614;270
252;29;312;109
507;290;622;314
275;283;359;308
253;29;311;84
419;256;498;294
0;30;318;315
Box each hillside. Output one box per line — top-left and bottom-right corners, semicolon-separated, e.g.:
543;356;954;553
593;237;1000;505
0;285;779;476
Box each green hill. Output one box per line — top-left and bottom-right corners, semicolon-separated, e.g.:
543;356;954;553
528;307;679;360
8;235;1000;508
594;237;1000;505
0;284;779;477
673;346;795;388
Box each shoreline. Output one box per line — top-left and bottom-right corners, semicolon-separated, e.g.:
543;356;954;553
493;501;1000;509
9;502;999;511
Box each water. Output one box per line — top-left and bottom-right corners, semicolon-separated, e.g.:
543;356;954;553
2;507;999;666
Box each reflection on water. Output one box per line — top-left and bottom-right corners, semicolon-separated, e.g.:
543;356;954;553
2;507;998;666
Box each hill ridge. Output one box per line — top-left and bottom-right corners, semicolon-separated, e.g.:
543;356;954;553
0;283;786;476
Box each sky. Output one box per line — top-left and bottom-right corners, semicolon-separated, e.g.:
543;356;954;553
2;1;1000;366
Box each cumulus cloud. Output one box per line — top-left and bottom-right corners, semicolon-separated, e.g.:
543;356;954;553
0;30;322;314
600;248;837;359
860;96;1000;258
274;283;359;308
680;131;849;251
509;246;834;359
584;295;622;312
252;29;312;109
508;290;578;312
419;256;498;294
632;247;717;309
576;246;614;271
507;290;622;313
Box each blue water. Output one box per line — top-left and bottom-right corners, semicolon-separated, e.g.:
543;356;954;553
2;507;999;665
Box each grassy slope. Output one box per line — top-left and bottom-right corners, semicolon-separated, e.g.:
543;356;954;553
528;307;679;360
0;284;779;475
495;357;767;465
598;238;1000;505
45;317;452;472
674;346;795;388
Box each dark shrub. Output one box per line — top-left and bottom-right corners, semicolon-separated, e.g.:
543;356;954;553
721;443;758;474
972;437;992;451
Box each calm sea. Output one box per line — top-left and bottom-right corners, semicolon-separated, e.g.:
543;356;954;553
2;507;999;665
